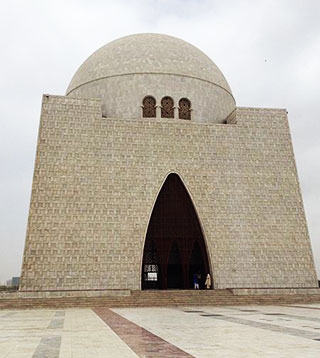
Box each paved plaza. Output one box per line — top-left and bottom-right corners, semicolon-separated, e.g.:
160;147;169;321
1;304;320;357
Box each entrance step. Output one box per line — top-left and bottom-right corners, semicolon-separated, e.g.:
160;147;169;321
1;290;320;309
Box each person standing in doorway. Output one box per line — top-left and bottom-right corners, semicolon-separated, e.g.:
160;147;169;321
193;272;199;289
205;273;211;289
197;272;201;289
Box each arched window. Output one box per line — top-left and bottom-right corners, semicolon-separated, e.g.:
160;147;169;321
161;96;174;118
179;98;191;120
142;96;156;117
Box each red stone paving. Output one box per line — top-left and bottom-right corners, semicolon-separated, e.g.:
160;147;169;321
94;307;195;358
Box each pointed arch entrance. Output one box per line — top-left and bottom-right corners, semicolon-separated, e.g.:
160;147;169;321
142;173;211;289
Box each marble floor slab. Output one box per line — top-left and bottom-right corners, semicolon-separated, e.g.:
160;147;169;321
0;308;138;358
0;304;320;357
111;304;320;358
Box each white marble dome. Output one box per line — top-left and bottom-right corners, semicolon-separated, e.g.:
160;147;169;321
66;34;235;122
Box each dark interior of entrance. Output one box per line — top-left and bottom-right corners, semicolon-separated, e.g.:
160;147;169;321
142;174;211;289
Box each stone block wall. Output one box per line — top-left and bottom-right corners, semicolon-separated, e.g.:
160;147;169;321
20;95;318;291
67;73;235;123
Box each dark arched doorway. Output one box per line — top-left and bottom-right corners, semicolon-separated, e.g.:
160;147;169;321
167;241;183;289
142;173;211;289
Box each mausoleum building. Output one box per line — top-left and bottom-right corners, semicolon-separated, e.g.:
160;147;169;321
20;34;318;292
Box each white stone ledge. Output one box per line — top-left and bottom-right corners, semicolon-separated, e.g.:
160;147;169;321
231;288;320;295
0;290;131;299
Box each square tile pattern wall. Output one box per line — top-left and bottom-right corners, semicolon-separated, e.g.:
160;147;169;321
20;95;318;291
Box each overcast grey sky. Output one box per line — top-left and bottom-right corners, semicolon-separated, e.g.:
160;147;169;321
0;0;319;284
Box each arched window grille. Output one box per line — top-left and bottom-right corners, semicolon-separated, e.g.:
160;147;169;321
178;98;191;120
142;96;156;117
161;96;174;118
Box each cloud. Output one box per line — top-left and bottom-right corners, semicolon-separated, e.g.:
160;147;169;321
0;0;319;283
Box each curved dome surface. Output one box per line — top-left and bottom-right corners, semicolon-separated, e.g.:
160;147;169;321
66;34;235;122
67;34;232;95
